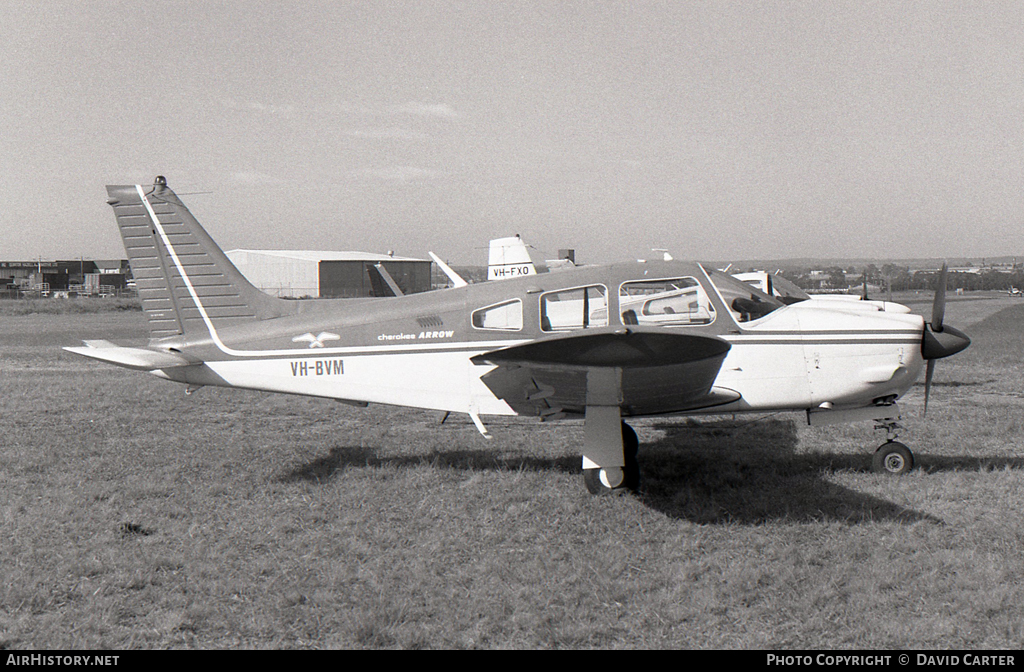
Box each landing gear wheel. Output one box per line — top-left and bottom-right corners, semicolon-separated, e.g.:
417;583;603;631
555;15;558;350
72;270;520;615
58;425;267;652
583;422;640;495
872;441;915;475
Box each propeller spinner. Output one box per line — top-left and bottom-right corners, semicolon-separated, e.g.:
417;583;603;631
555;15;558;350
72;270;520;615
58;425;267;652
920;263;971;413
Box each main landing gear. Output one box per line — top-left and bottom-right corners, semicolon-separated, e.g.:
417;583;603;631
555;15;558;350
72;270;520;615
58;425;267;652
872;419;915;475
583;421;640;495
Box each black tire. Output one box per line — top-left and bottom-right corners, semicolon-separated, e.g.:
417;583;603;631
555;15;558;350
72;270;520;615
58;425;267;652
622;421;639;460
872;441;915;475
621;422;640;490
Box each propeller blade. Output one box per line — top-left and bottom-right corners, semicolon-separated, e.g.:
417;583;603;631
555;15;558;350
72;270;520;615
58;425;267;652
931;263;948;333
921;264;969;416
923;359;936;416
861;273;869;301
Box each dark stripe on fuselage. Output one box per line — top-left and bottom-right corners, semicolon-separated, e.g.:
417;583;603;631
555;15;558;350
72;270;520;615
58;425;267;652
733;329;921;337
723;338;921;346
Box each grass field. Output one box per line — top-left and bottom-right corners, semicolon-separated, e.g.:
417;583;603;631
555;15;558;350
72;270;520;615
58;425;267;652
2;293;1023;649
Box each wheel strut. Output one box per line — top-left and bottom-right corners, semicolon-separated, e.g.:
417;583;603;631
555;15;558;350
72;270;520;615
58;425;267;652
874;418;901;443
583;421;640;495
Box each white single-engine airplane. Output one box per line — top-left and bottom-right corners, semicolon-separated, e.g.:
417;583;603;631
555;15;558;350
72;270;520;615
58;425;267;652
66;177;971;494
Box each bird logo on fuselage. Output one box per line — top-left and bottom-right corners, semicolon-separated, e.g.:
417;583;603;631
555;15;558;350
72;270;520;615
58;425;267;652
292;332;341;348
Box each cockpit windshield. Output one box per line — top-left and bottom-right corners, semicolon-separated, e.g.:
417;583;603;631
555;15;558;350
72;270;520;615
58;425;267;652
702;266;786;323
769;274;812;304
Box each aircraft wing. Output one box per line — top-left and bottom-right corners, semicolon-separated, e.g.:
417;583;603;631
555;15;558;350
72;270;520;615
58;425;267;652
470;327;739;418
64;340;194;371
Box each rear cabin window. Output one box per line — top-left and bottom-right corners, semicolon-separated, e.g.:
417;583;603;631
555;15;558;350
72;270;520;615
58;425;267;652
618;277;715;326
472;299;523;331
540;285;608;332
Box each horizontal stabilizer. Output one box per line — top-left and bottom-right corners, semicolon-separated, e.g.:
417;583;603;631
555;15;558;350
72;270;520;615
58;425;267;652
64;340;194;371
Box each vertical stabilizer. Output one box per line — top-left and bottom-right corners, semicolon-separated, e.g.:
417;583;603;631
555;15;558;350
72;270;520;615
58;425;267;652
106;176;294;343
487;235;537;280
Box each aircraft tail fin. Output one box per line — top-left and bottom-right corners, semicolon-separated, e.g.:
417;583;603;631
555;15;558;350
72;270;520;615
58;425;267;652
106;176;295;343
368;263;404;296
428;252;468;288
487;235;537;281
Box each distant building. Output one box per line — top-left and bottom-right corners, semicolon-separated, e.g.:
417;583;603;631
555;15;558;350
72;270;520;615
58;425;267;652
0;261;59;292
0;259;129;295
225;250;433;298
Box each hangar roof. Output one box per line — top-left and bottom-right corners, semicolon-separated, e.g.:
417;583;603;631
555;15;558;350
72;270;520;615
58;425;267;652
227;249;427;263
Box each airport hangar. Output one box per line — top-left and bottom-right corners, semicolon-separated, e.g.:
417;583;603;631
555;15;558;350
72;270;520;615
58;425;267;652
0;259;129;295
1;252;434;299
225;249;434;298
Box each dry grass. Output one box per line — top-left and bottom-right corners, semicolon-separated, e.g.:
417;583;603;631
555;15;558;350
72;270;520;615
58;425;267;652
1;293;1023;649
0;297;140;316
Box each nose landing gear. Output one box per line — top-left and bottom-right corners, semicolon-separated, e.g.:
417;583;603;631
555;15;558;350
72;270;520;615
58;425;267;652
872;419;915;475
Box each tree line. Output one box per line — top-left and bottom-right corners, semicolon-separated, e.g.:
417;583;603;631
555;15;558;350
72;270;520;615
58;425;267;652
780;264;1024;292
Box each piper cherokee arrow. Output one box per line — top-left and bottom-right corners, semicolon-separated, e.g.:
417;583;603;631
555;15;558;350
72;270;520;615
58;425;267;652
66;177;970;494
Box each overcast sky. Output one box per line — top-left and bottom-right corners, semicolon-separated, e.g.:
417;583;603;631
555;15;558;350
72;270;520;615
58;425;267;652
2;1;1022;265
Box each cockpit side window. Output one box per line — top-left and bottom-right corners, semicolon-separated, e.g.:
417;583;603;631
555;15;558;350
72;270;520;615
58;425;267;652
472;299;523;331
540;285;608;332
618;277;715;327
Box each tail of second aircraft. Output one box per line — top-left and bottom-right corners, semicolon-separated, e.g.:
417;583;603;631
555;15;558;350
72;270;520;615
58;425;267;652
106;176;295;343
487;235;538;280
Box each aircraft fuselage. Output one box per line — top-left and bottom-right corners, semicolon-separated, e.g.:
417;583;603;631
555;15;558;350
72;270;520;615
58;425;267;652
149;260;926;419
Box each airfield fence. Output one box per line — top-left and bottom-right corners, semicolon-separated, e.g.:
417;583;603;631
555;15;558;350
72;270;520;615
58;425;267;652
0;286;138;300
